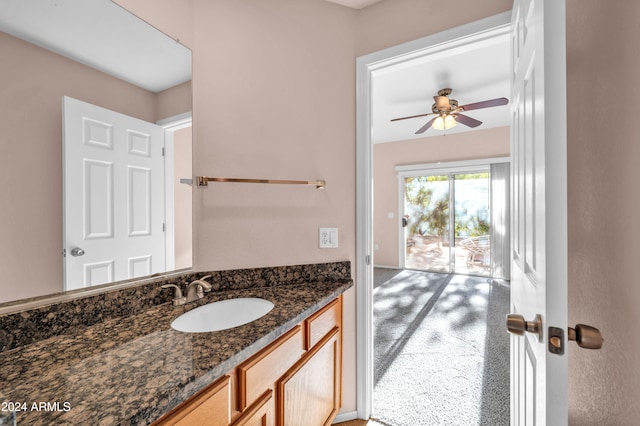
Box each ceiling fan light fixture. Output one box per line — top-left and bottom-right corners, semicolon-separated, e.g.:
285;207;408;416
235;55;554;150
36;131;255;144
434;95;450;109
432;114;457;130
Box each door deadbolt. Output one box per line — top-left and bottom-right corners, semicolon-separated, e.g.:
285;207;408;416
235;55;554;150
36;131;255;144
508;314;603;354
549;324;603;355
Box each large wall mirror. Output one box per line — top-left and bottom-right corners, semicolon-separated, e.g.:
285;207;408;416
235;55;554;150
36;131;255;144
0;0;193;307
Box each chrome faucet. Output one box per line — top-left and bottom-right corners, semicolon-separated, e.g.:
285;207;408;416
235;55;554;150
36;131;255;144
186;275;213;303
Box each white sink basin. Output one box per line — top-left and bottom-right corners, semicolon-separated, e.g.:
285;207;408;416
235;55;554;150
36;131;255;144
171;298;274;333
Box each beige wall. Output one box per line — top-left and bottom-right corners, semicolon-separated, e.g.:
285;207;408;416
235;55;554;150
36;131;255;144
119;0;513;417
190;0;358;411
30;0;640;425
157;81;193;121
566;1;640;424
374;127;510;267
0;31;188;302
116;1;640;423
355;0;512;56
56;0;640;425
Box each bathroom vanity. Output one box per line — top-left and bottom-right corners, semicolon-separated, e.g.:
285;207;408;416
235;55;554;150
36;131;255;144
155;296;342;425
0;262;352;425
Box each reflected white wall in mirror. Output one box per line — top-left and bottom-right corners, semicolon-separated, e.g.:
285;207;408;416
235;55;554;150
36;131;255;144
0;0;193;305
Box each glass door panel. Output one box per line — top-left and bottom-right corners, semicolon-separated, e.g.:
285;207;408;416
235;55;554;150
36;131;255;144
453;173;491;276
404;175;450;272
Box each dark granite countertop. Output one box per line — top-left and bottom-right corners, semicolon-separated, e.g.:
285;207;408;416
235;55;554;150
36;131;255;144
0;279;352;425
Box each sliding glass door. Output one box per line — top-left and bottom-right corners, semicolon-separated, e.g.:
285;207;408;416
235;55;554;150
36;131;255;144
403;169;491;276
453;172;490;275
403;174;451;272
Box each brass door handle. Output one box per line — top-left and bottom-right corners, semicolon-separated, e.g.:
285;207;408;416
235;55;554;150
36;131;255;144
508;314;603;354
567;324;603;349
506;313;543;341
549;323;603;355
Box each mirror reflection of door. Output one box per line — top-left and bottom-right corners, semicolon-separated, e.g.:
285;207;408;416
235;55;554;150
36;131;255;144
402;169;491;276
63;96;167;290
161;114;193;272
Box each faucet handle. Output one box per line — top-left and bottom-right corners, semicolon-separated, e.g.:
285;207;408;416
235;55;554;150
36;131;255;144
195;275;213;292
162;284;186;305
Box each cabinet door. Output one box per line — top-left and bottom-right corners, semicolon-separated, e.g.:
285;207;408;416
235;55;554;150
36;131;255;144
276;327;341;426
237;325;304;411
231;390;273;426
153;375;230;426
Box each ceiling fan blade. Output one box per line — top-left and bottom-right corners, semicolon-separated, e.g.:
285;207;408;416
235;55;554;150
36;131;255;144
459;97;508;112
455;113;482;128
415;117;438;134
391;112;433;122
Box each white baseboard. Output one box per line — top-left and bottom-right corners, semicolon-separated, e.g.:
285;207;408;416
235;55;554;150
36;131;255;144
333;410;359;423
373;264;400;269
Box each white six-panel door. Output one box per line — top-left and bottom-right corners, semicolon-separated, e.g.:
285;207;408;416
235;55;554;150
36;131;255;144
63;96;165;290
510;0;568;424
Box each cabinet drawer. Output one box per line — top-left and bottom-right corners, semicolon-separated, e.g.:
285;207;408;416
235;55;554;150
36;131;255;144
153;375;230;426
237;325;304;411
304;296;341;350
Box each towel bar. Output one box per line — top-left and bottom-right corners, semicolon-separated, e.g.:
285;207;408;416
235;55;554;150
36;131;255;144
196;176;325;189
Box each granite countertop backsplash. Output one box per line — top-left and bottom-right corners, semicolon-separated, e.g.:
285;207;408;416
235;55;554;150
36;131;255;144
0;261;352;425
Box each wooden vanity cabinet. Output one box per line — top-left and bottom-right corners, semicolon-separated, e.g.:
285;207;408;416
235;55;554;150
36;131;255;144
236;326;305;412
276;296;342;426
154;296;342;426
304;297;341;350
153;375;231;425
230;390;273;426
276;327;341;426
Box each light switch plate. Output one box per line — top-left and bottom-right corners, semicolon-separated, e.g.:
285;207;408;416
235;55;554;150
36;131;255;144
319;227;338;248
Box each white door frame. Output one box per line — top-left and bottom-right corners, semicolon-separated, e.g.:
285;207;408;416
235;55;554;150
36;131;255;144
157;112;192;273
355;12;512;418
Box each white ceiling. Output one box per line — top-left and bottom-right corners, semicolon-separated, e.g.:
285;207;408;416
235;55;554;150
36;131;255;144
372;31;510;143
0;0;191;93
326;0;510;143
2;0;507;135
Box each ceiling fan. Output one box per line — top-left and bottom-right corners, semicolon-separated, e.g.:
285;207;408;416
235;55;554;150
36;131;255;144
390;88;509;134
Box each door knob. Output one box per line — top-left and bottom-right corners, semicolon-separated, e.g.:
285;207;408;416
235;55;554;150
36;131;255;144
567;324;603;349
506;313;543;340
70;247;85;257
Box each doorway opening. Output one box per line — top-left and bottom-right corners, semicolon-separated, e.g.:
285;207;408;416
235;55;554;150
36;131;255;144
372;158;510;425
355;11;513;422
